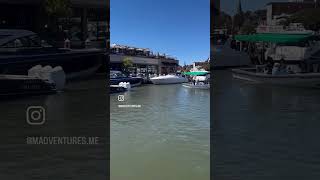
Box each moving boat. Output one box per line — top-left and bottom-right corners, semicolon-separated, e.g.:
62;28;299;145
150;74;188;85
110;71;143;87
183;67;210;90
232;33;320;88
0;29;105;80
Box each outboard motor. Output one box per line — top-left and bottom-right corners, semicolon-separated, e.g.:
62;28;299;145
49;66;66;91
28;65;43;77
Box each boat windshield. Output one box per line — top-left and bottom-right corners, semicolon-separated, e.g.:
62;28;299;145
110;71;127;78
0;34;51;48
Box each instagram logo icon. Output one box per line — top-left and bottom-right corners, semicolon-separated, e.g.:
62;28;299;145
26;106;46;125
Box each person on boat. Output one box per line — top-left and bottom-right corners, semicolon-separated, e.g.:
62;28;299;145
279;59;287;74
272;63;281;75
272;59;287;75
192;76;196;85
265;57;274;74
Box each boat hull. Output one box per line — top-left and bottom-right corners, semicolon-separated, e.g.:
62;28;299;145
182;83;210;89
110;77;143;87
0;75;56;98
150;78;188;85
232;68;320;88
0;49;105;81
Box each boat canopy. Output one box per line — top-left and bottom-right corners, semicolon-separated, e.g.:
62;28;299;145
183;72;208;76
234;33;314;43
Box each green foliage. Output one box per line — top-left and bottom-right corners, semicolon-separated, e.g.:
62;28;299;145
122;57;133;74
45;0;72;18
240;21;256;34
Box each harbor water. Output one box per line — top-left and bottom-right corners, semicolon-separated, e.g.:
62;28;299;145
213;70;320;180
111;84;210;180
0;77;108;179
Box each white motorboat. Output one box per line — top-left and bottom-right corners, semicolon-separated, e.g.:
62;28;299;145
232;68;320;88
150;75;188;85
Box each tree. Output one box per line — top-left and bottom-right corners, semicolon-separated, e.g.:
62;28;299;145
122;57;133;75
202;63;210;71
44;0;72;33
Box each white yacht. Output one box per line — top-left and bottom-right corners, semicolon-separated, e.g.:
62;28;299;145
150;74;188;85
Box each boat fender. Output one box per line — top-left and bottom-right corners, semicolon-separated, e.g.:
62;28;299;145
35;66;66;91
119;82;131;90
28;65;43;78
49;66;66;91
39;66;53;82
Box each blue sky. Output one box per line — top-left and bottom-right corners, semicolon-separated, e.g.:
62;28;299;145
110;0;210;65
222;0;287;15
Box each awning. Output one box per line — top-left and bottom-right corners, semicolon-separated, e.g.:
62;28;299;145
183;72;208;76
234;33;313;43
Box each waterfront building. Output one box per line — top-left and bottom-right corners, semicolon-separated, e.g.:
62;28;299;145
256;0;319;33
0;0;109;48
266;1;319;26
110;44;179;75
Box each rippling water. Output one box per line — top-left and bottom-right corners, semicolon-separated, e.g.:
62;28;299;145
111;84;210;180
0;78;108;179
213;70;320;180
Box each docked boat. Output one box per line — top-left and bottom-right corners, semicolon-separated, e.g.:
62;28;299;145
232;68;320;88
150;74;188;85
110;71;143;87
0;29;105;81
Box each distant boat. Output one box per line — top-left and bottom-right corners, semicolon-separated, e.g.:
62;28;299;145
150;75;188;85
182;66;210;89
